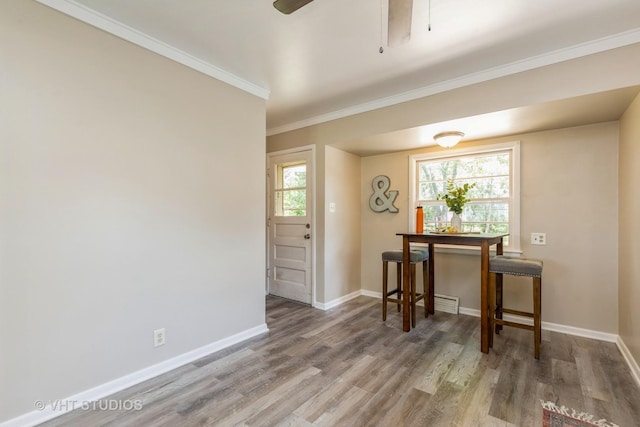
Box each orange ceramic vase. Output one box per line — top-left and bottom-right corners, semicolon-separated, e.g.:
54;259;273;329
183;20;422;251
416;206;424;233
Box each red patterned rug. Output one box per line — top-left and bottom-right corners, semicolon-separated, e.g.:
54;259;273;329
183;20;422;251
541;401;619;427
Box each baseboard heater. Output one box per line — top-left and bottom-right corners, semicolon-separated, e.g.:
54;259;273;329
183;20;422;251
434;293;459;314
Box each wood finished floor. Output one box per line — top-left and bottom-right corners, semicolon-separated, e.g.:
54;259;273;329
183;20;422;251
41;296;640;427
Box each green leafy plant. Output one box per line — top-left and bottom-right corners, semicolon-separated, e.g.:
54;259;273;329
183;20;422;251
437;179;476;215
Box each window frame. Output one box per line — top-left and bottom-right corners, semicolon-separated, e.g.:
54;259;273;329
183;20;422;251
273;160;308;217
409;141;521;254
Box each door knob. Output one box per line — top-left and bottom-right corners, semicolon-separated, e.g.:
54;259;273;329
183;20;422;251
304;234;311;240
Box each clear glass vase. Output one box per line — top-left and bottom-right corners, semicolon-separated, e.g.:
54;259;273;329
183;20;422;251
451;212;462;231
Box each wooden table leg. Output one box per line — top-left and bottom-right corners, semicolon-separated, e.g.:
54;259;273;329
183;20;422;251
494;240;504;339
480;241;489;353
428;243;435;315
402;236;411;332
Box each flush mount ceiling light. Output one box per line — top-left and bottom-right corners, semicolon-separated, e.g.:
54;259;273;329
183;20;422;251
434;131;464;148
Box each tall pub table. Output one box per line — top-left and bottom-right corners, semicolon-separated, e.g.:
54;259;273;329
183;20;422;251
397;232;508;354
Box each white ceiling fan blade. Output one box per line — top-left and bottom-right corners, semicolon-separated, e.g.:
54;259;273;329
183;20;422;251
388;0;413;47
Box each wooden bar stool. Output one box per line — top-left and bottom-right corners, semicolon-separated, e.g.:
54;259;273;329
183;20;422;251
381;249;429;327
489;255;543;359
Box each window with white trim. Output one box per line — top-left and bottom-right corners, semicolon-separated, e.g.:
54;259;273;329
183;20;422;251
409;141;521;251
274;161;307;217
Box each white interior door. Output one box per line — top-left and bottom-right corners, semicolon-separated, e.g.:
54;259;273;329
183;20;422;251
267;149;313;304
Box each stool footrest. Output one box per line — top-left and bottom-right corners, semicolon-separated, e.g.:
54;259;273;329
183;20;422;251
494;318;534;331
501;308;534;318
386;292;426;304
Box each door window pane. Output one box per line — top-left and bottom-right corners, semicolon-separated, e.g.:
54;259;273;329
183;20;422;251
274;162;307;217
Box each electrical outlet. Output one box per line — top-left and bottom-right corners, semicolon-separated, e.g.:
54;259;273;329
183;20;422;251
153;328;165;347
531;232;546;245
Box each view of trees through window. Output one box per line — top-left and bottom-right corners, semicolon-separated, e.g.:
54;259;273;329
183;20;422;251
274;162;306;217
417;151;511;237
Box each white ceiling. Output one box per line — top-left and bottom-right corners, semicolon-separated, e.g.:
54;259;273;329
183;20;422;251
334;86;640;156
41;0;640;150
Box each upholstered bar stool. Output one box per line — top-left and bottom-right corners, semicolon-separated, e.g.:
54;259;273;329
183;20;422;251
489;255;543;359
381;249;429;327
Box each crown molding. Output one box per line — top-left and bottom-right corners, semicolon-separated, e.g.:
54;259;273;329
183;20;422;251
30;0;640;135
267;28;640;136
35;0;270;100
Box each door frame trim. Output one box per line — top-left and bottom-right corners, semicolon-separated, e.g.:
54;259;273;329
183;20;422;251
266;145;316;307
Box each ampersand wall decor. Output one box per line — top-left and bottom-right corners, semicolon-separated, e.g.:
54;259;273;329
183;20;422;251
369;175;399;213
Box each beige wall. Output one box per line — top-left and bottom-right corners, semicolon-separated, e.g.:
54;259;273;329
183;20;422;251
361;124;619;333
325;146;362;302
267;42;640;307
619;93;640;366
0;1;266;421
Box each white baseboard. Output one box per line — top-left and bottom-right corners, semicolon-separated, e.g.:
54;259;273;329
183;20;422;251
315;290;363;310
360;289;380;299
459;307;618;342
1;324;268;427
616;336;640;389
540;320;618;343
362;296;620;343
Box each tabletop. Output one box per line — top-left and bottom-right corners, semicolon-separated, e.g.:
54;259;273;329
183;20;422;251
396;232;509;245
